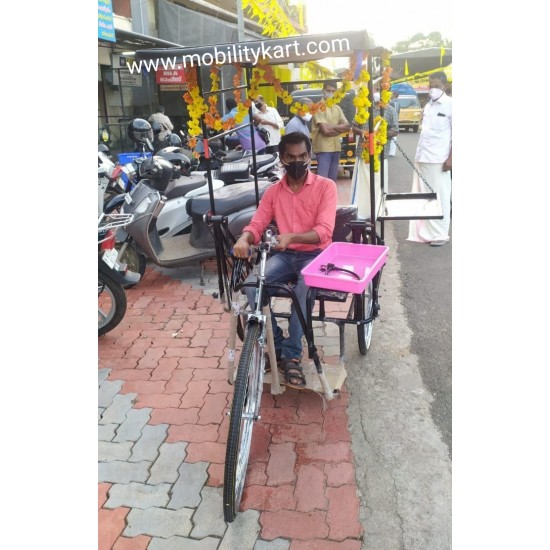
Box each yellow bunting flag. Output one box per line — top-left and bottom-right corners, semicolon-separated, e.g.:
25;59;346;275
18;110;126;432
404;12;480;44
404;60;409;76
440;47;446;66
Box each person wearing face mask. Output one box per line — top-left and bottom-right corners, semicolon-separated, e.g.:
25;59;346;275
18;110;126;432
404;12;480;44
285;97;314;138
407;71;452;247
233;132;337;389
311;81;351;182
253;95;284;154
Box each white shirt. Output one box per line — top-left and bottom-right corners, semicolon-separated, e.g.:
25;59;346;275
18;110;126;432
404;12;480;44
257;106;284;146
416;93;452;163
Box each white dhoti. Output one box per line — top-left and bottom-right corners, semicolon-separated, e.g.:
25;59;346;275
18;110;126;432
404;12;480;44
407;162;452;243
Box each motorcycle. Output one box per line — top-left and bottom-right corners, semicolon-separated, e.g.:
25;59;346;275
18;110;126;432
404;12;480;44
98;213;141;336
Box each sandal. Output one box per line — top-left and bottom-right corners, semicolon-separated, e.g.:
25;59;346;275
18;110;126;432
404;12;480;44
281;359;307;389
429;239;448;247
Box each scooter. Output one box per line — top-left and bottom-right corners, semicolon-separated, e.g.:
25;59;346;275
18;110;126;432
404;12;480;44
118;154;277;280
98;213;141;336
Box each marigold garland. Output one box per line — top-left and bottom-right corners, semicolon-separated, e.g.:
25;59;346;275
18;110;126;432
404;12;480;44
182;67;208;137
360;116;387;172
181;53;389;172
204;66;224;132
380;54;392;108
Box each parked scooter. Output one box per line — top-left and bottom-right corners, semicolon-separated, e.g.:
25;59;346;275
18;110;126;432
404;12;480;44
105;120;226;239
118;153;276;277
98;213;141;336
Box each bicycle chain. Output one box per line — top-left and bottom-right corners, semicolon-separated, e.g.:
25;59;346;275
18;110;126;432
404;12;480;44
393;139;435;193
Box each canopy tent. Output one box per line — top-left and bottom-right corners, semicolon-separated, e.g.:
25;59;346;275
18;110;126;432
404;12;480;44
390;47;452;80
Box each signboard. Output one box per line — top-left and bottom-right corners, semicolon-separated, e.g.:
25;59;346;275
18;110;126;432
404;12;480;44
156;64;186;85
119;69;142;87
106;69;143;87
98;0;116;42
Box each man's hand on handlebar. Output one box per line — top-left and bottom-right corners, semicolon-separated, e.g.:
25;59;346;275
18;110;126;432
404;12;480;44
233;236;252;258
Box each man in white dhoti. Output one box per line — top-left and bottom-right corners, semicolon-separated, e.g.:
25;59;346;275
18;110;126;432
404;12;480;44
407;72;452;246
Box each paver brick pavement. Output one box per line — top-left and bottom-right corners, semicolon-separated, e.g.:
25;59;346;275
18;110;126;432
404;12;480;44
99;179;365;548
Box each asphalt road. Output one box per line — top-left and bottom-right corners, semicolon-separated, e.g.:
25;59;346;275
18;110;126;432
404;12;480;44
344;131;452;549
386;131;452;455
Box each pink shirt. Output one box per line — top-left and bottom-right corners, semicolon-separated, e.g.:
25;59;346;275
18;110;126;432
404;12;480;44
243;171;337;251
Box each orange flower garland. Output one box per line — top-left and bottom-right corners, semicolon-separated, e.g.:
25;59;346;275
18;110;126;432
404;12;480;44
204;66;224;132
380;54;392;108
182;53;383;171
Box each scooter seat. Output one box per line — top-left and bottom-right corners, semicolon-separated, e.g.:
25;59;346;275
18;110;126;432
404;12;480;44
164;175;207;200
188;179;273;217
250;154;278;172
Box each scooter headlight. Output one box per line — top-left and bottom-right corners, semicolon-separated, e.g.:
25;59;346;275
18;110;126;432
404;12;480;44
133;195;153;215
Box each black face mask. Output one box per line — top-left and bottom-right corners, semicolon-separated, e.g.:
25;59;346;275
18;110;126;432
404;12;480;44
283;161;308;180
255;102;263;110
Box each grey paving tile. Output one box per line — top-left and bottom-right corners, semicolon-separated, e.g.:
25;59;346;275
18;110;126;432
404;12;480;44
98;441;134;462
130;424;168;463
98;408;105;422
148;536;220;550
190;486;226;538
168;461;208;509
124;507;193;538
255;539;291;550
98;379;124;408
113;407;151;442
98;368;110;386
98;424;117;442
98;460;151;484
99;393;137;424
105;482;171;509
219;509;261;550
148;442;187;484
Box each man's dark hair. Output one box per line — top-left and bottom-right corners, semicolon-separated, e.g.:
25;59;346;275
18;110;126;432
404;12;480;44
430;71;448;84
156;105;165;113
278;131;312;157
225;98;237;110
323;80;338;90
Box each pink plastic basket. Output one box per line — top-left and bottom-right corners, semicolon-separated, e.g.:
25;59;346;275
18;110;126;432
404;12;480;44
302;242;389;294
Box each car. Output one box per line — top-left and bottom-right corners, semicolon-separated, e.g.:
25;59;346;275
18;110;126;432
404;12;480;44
290;87;357;177
395;94;422;133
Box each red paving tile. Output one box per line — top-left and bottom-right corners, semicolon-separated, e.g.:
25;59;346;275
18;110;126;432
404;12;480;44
112;535;151;550
132;392;182;409
294;463;328;512
270;422;324;444
149;407;199;425
325;462;356;487
290;540;362;550
185;441;226;463
163;368;193;394
248;423;271;463
179;379;210;408
98;483;110;510
241;484;297;512
297;441;353;465
167;423;219;443
266;442;297;486
326;485;363;541
260;510;329;540
206;462;224;487
198;392;228;425
121;380;167;395
98;507;130;550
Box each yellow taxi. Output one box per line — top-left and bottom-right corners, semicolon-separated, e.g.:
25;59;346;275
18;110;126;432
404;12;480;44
396;94;422;133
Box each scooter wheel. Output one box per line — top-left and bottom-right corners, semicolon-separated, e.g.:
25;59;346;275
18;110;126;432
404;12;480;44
98;270;127;336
